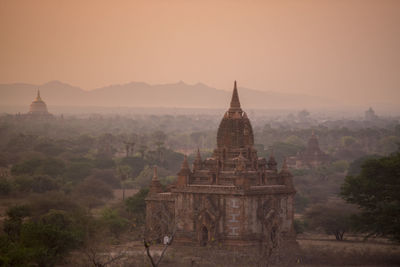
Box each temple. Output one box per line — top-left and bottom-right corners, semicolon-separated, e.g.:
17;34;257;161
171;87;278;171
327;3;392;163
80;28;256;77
146;81;296;249
28;90;51;116
287;131;330;169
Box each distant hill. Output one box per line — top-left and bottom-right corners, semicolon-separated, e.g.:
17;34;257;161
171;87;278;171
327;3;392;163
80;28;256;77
0;80;336;110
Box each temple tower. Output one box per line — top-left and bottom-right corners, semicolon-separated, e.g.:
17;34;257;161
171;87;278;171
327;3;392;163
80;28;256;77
146;81;296;250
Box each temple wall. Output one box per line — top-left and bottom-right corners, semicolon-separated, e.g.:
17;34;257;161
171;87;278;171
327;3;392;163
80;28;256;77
168;189;295;246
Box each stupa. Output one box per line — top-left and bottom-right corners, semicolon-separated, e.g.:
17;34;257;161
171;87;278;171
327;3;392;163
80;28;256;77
28;90;50;115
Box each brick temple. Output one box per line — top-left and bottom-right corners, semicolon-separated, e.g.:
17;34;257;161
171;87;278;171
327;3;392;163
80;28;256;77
146;81;296;248
287;131;330;169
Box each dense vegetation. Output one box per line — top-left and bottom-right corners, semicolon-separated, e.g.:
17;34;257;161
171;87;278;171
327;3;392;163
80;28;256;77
0;111;399;265
341;151;400;242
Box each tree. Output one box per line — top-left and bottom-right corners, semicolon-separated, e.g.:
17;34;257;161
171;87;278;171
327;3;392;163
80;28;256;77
13;175;34;193
152;131;167;162
347;154;380;176
285;135;304;147
18;210;83;266
101;208;129;239
74;177;114;211
89;169;119;188
125;188;149;224
34;142;64;157
11;158;42;176
37;158;65;177
341;151;400;242
31;175;59;193
64;162;92;183
120;156;147;178
304;200;357;241
379;136;400;155
3;205;31;241
1;207;82;266
138;144;148;159
0;178;12;196
116;164;132;201
341;136;357;148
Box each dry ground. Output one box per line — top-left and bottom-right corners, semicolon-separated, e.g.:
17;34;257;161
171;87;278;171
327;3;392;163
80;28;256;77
69;233;400;267
293;233;400;267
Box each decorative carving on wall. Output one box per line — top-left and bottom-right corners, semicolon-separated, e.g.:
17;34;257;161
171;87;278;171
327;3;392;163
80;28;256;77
195;196;221;245
147;201;174;241
257;198;282;249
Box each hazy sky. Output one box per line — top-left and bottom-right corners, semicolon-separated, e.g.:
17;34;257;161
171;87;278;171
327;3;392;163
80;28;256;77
1;0;399;105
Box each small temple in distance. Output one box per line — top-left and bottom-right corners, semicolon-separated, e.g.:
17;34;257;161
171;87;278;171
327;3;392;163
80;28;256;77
146;81;296;253
22;90;53;118
287;130;330;169
28;90;50;115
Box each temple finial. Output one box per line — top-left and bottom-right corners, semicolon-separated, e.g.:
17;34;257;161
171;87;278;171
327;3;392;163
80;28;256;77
230;81;241;109
36;89;42;101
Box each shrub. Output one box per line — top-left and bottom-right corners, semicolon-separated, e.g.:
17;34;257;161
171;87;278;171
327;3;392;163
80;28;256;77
0;178;12;196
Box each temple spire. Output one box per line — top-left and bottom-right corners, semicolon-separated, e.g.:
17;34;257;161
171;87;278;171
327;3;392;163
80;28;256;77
36;89;42;101
149;165;163;194
230;80;241;109
177;155;191;186
181;155;189;170
153;166;158;181
195;148;202;162
193;148;202;170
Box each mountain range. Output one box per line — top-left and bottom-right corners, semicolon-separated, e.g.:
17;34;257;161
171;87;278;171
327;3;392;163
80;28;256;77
0;81;339;111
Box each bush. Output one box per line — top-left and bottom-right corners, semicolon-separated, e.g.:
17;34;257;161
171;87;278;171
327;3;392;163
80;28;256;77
36;158;65;177
13;175;34;193
63;162;93;183
31;175;59;193
11;158;42;176
101;208;130;239
125;188;148;224
0;178;12;196
1;206;84;266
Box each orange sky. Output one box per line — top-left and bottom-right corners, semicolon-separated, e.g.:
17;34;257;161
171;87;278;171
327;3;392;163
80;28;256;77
1;0;399;106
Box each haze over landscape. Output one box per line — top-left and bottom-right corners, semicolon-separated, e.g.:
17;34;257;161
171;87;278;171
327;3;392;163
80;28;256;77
1;0;399;112
1;1;400;266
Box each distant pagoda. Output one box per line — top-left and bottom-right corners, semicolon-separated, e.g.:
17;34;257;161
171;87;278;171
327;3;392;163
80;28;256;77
28;90;51;116
287;130;330;169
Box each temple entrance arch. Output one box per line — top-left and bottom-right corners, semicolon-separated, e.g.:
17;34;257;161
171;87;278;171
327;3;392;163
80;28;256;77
201;226;208;246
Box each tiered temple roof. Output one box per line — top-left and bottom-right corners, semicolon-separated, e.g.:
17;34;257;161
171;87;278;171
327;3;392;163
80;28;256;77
162;81;293;189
